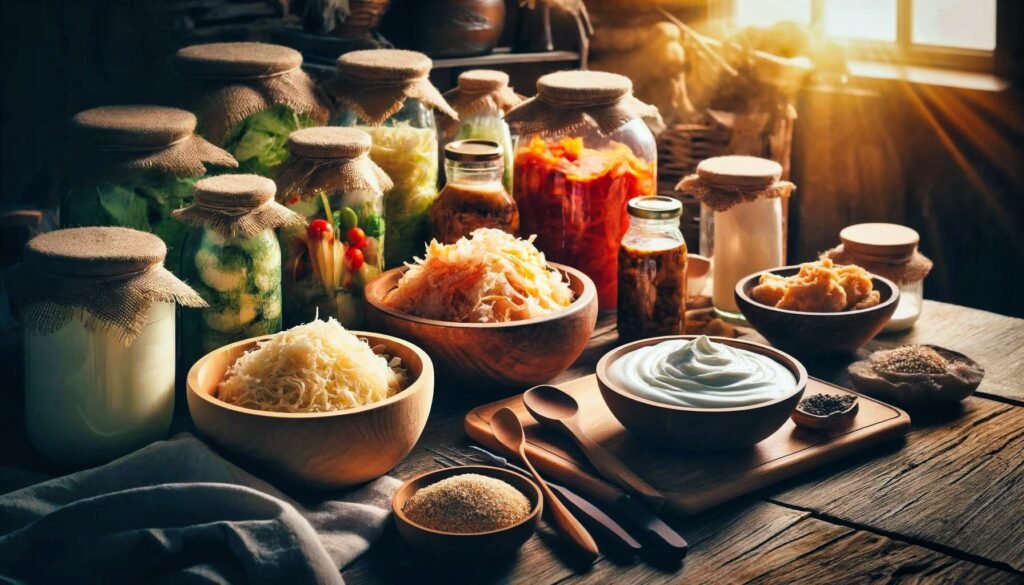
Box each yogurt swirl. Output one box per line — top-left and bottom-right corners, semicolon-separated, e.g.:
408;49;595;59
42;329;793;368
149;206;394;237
608;336;795;408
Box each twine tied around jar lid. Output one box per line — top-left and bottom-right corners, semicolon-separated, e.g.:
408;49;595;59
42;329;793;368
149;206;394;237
440;70;525;136
675;155;796;212
505;70;662;137
5;227;207;344
173;174;304;239
823;223;933;285
324;49;457;126
275;127;393;203
70;105;237;181
175;42;331;146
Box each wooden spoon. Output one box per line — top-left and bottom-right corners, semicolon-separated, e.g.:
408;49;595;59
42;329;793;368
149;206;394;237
523;385;666;510
491;407;600;561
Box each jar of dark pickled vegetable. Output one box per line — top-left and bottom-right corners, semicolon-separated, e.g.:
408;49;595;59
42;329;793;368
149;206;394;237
618;197;688;341
174;175;304;364
506;71;660;310
430;140;519;244
325;49;458;268
275;127;392;328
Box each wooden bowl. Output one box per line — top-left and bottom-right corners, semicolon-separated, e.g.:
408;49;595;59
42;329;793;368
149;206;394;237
596;336;808;450
364;262;598;391
186;332;433;490
734;266;900;357
392;465;542;559
791;396;860;431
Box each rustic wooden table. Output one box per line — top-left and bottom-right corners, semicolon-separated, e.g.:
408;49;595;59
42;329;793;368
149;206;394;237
342;300;1024;584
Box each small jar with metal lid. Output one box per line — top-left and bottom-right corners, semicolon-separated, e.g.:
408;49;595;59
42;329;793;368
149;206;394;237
429;139;519;244
618;196;688;341
824;223;932;331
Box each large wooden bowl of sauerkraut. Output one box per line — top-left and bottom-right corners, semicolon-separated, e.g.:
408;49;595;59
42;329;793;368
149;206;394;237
186;326;434;489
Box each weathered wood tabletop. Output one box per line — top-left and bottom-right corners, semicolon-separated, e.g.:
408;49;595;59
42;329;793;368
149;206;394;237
343;300;1024;584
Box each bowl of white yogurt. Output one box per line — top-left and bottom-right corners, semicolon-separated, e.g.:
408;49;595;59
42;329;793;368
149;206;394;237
596;335;807;450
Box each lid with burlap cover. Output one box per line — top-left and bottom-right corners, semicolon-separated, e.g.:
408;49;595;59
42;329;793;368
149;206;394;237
6;227;207;344
675;155;796;212
175;42;331;145
823;223;933;284
275;127;393;203
70;105;237;181
173;174;304;238
440;70;524;135
323;49;457;126
505;70;661;137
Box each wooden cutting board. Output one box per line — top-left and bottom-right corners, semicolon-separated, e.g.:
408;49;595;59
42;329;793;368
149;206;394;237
464;375;910;515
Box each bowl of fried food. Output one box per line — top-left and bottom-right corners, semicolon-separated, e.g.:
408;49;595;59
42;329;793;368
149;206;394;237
735;259;899;356
365;229;598;391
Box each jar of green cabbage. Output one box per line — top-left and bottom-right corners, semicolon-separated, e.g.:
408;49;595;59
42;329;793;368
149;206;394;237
275;127;392;328
174;175;303;364
175;42;331;177
441;70;524;194
62;106;238;277
325;49;457;267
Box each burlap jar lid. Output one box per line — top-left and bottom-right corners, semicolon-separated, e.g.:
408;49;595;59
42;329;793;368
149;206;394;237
506;70;661;137
176;42;331;146
174;174;304;238
675;155;795;212
175;42;303;79
71;105;237;178
8;227;206;343
276;127;393;202
441;69;524;135
822;223;933;284
324;49;457;126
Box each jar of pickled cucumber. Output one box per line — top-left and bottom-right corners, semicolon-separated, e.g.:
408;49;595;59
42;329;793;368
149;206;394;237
506;71;660;310
325;49;457;267
175;42;330;177
275;127;392;328
174;175;303;364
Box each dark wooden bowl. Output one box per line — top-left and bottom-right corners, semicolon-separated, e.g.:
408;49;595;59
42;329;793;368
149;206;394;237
735;266;900;357
392;465;542;559
364;262;598;391
596;336;808;450
187;333;433;490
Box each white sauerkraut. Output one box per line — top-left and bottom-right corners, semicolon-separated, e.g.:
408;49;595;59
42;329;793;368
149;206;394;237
216;317;405;412
385;228;575;323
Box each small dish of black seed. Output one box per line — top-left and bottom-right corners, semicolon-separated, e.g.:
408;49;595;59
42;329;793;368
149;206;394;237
791;393;859;431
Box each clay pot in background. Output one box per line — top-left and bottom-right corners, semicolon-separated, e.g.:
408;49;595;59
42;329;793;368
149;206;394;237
415;0;505;58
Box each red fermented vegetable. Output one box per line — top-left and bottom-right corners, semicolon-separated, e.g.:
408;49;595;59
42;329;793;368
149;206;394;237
345;246;365;270
347;227;367;249
307;218;333;241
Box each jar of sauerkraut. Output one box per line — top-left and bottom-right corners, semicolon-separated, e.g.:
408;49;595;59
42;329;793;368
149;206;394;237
62;106;237;277
7;227;206;466
275;127;392;328
325;49;457;268
175;175;303;365
506;71;660;310
440;70;523;194
175;42;330;177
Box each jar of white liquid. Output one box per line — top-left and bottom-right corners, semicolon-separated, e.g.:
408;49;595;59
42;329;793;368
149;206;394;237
679;156;794;321
824;223;932;332
9;227;206;467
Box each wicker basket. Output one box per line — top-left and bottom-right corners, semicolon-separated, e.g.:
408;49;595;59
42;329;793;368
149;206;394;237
338;0;390;36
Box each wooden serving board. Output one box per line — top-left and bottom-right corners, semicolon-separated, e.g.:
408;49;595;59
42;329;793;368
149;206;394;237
464;375;910;515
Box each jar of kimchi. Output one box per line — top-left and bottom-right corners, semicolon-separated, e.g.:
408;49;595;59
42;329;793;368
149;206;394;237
506;71;660;309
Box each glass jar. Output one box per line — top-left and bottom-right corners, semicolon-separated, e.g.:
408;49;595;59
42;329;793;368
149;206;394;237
700;197;785;319
514;119;657;309
430;139;519;243
618;197;688;341
62;105;237;278
275;127;389;328
9;227;205;467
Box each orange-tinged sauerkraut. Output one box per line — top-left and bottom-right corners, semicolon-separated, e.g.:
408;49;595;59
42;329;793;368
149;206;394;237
385;228;575;322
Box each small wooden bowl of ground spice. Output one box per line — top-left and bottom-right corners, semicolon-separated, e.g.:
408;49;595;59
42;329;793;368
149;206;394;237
392;465;543;559
848;344;984;409
792;393;859;431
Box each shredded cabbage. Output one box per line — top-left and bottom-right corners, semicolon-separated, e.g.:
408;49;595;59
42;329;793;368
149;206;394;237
216;317;405;412
385;228;575;323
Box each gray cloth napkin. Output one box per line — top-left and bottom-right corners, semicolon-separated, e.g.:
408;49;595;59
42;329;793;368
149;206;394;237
0;433;400;584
